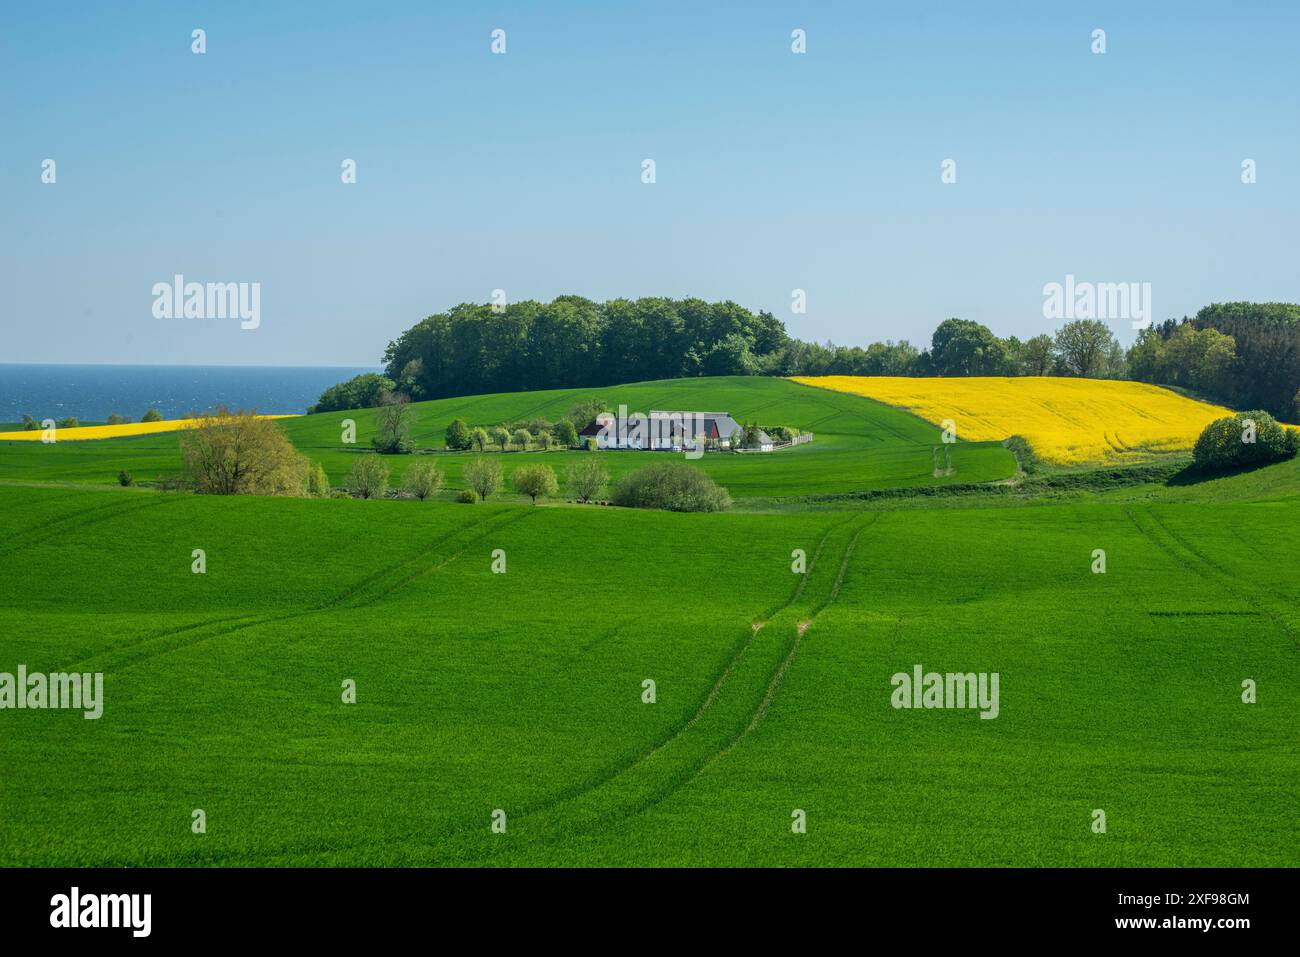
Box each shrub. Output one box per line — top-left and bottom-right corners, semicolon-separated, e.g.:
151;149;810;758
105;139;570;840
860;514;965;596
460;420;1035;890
107;412;124;425
306;461;330;497
57;417;79;429
612;461;731;512
405;460;444;501
456;489;479;504
372;393;414;454
141;408;163;423
445;419;471;451
21;415;38;431
118;470;133;487
553;419;578;447
1193;411;1297;473
463;457;503;501
329;489;351;500
490;427;510;452
346;455;390;499
512;428;532;450
566;458;608;503
512;464;558;504
583;436;597;451
180;407;312;496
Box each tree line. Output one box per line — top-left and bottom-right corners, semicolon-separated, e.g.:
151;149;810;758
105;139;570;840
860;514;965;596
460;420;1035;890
312;297;1300;421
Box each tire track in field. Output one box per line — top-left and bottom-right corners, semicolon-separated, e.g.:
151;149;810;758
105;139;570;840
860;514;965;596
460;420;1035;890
65;510;535;674
414;513;880;866
0;494;179;559
243;515;860;866
1129;507;1298;649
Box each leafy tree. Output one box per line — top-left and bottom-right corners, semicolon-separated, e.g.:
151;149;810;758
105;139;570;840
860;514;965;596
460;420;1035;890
535;429;553;450
568;398;607;431
404;460;444;501
1019;335;1055;376
107;412;124;425
372;393;414;454
553;419;578;447
141;408;163;422
463;457;503;500
470;427;490;452
512;428;532;450
57;417;79;428
1054;320;1118;377
490;427;510;452
512;464;558;504
929;319;1009;376
566;458;608;503
310;373;395;413
180;407;312;496
445;418;471;451
346;455;390;499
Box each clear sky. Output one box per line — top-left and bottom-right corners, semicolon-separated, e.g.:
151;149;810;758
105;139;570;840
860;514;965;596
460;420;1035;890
3;1;1298;366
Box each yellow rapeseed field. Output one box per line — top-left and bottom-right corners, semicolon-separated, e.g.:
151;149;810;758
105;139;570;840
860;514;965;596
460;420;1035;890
0;415;297;442
792;375;1237;466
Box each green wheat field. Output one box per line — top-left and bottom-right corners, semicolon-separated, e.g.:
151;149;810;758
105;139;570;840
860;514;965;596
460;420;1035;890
1;377;1296;866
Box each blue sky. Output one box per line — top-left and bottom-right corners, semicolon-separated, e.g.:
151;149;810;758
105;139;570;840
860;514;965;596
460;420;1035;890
3;1;1298;366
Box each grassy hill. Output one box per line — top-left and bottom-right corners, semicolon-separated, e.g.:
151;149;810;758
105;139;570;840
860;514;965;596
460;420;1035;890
0;376;1018;499
1;374;1296;866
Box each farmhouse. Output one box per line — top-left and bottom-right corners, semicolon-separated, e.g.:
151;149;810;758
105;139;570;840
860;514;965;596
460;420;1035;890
579;407;743;451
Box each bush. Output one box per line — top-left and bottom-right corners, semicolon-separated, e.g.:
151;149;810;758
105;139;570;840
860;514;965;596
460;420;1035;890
566;458;608;503
553;419;578;447
306;461;330;497
180;407;313;496
463;457;503;501
21;415;38;431
56;417;79;429
1193;411;1297;473
583;436;598;451
612;461;731;512
445;419;471;451
107;412;124;425
405;460;444;501
118;470;133;487
456;488;479;504
346;455;390;499
512;464;558;504
141;408;163;423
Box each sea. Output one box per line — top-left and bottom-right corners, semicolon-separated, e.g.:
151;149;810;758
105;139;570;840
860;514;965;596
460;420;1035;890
0;364;382;423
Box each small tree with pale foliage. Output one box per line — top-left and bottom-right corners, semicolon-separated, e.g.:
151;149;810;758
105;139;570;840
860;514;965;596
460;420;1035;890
490;427;510;452
566;458;608;503
463;457;503;501
512;428;531;450
513;464;558;504
536;429;553;450
180;406;312;496
347;455;390;499
471;427;489;452
405;460;444;501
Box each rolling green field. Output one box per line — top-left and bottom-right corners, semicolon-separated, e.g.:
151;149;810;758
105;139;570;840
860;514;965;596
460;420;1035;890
0;376;1017;499
1;379;1296;866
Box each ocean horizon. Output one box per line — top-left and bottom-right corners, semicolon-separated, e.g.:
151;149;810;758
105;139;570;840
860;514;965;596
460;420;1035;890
0;363;381;423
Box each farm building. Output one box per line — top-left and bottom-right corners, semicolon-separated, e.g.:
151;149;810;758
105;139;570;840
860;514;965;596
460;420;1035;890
579;408;745;451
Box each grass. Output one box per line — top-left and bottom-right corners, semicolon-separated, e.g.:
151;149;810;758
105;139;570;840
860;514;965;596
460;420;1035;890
793;375;1237;467
0;375;1295;866
0;376;1018;499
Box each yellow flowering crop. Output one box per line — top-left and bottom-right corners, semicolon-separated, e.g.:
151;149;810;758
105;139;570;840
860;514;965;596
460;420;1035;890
0;415;298;442
792;375;1237;466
